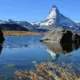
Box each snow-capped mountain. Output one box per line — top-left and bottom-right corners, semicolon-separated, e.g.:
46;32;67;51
76;22;80;27
34;5;79;30
0;19;34;31
0;19;47;32
0;19;17;24
31;21;41;26
0;5;79;31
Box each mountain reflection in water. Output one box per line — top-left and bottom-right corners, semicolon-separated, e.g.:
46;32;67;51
44;42;80;60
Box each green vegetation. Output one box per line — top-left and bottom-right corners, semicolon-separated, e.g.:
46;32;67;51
7;64;15;67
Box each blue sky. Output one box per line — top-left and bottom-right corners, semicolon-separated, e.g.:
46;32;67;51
0;0;80;22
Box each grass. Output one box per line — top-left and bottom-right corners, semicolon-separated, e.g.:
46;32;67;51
14;62;80;80
2;30;42;36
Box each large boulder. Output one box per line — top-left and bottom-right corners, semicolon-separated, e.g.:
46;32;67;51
0;28;4;43
41;28;80;43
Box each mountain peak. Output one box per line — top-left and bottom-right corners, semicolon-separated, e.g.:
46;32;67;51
52;5;57;8
40;5;78;30
46;5;60;20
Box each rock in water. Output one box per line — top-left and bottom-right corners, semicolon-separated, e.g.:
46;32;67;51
41;28;80;43
0;28;4;43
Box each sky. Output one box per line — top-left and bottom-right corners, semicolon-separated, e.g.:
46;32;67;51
0;0;80;22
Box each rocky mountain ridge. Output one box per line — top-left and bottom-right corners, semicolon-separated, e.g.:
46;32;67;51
0;5;79;31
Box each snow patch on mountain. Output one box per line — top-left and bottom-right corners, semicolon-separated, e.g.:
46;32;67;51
39;5;79;30
0;5;79;31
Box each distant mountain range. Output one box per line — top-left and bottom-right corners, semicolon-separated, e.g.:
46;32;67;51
0;23;29;31
76;22;80;27
0;5;80;32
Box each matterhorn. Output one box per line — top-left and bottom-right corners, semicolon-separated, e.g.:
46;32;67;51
0;5;79;31
32;5;79;31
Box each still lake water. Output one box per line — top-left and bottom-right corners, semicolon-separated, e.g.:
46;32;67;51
0;36;80;79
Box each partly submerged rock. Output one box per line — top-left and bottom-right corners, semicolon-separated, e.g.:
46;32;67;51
41;28;80;43
0;28;4;43
0;28;4;54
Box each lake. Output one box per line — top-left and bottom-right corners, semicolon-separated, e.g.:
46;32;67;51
0;36;80;80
